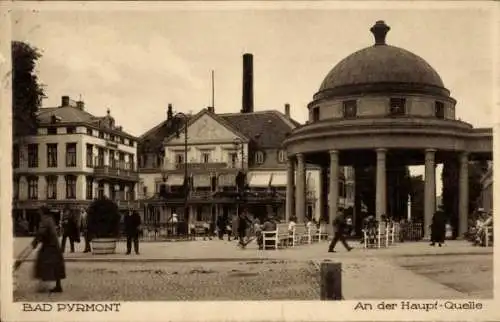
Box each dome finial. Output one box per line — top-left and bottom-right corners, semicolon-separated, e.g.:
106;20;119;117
370;20;390;46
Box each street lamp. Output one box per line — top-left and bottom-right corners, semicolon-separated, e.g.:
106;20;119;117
175;112;189;236
233;138;246;219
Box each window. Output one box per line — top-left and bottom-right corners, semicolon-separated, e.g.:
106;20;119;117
67;126;76;134
343;100;357;118
228;152;237;167
120;137;125;144
46;176;57;200
28;176;38;200
129;140;134;147
390;98;406;115
255;151;265;164
98;131;104;139
201;152;210;163
110;134;115;142
98;182;104;199
66;143;77;167
312;107;320;121
13;177;20;200
47;127;57;135
47;143;58;168
435;101;445;119
65;175;77;199
277;150;286;163
109;150;116;168
13;144;19;168
86;144;93;167
87;128;93;136
175;153;184;165
196;206;203;221
27;144;38;168
86;177;93;200
97;147;104;167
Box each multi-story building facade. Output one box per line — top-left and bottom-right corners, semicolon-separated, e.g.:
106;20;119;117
138;105;355;227
12;95;139;232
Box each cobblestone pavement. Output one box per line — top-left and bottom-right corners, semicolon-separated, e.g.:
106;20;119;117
13;260;320;301
11;238;493;301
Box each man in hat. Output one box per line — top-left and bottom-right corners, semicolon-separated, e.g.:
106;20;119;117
328;212;353;253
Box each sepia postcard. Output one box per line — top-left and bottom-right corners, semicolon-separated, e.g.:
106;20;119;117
1;1;498;321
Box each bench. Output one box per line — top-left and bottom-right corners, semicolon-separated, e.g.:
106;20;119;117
386;222;398;246
262;223;289;250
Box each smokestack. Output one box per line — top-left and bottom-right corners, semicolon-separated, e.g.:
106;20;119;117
284;103;290;118
207;106;214;113
167;103;173;120
241;53;254;113
61;96;70;107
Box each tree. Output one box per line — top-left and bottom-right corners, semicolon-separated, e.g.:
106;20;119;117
12;41;45;139
87;197;121;238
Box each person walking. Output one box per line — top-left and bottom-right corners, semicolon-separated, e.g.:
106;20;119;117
216;215;226;240
328;212;353;253
430;211;446;247
60;207;79;253
80;208;91;253
237;209;251;248
32;206;66;293
124;210;141;255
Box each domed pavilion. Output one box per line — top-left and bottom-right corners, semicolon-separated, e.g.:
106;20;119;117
283;21;492;238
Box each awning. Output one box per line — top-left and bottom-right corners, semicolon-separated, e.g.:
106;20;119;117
218;173;236;186
270;172;287;187
193;174;211;187
166;175;185;186
248;173;271;188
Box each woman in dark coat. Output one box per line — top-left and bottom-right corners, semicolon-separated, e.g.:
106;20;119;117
430;211;446;247
32;207;66;293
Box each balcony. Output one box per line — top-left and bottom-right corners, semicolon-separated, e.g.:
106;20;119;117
93;165;139;181
174;162;231;171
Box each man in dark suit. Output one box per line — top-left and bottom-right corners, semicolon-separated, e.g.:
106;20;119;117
124;211;141;255
328;212;353;253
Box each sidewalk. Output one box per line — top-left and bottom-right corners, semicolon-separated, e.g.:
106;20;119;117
13;238;490;299
13;237;492;262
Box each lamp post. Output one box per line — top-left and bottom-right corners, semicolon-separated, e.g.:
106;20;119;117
175;112;189;236
233;138;246;219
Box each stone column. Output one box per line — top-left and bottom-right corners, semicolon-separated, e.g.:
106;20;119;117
375;148;387;221
295;153;306;223
285;156;295;222
424;149;436;239
329;150;339;225
318;167;325;223
458;152;469;237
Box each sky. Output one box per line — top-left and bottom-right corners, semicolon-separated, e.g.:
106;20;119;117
10;2;498;193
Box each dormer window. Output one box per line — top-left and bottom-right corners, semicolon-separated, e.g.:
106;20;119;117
47;127;57;135
435;101;445;119
255;151;265;164
312;107;320;122
389;98;406;116
67;126;76;134
343;100;357;118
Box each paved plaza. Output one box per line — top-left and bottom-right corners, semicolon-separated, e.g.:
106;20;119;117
12;238;493;301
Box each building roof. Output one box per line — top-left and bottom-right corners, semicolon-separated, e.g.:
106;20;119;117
219;111;298;148
316;21;449;99
139;116;192;153
37;98;137;139
139;109;300;152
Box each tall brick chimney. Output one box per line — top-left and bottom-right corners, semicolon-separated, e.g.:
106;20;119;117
241;53;254;113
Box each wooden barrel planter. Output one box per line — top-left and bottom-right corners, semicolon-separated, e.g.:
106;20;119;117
91;238;117;255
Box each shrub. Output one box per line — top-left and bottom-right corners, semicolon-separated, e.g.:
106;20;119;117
87;197;121;238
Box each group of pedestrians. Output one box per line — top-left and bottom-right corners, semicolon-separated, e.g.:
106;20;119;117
22;205;143;293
